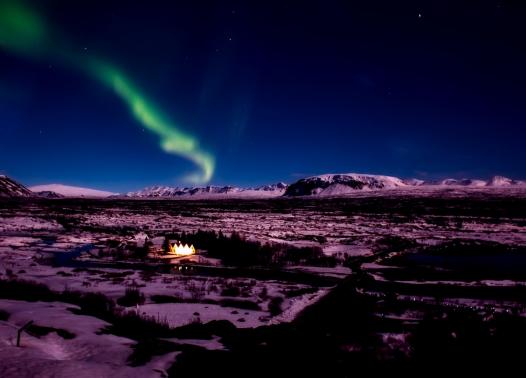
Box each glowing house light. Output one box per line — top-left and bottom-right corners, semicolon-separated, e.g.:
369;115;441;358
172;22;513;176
168;242;196;256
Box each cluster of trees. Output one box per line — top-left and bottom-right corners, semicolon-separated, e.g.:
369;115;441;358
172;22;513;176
164;230;337;267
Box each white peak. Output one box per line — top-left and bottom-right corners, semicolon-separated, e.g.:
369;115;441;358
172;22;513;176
29;184;116;198
487;176;513;187
403;178;425;186
438;178;487;187
286;173;407;196
305;173;406;186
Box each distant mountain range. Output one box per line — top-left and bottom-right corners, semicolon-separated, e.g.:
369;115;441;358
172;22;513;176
1;173;525;199
124;182;288;198
123;174;526;199
29;184;116;198
283;174;525;197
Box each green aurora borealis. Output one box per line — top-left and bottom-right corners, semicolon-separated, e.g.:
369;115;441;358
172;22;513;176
0;1;215;184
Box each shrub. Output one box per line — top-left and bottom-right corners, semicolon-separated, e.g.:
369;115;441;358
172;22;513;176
64;291;115;320
0;279;56;302
221;286;241;297
117;286;145;307
104;311;172;339
27;324;76;339
268;296;284;316
172;319;236;340
128;338;179;366
258;287;269;300
186;281;205;301
132;245;150;259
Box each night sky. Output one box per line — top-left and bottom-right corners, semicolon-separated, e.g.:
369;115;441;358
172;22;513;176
1;0;525;191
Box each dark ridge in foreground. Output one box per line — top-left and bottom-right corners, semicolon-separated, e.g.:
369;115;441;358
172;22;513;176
0;175;33;198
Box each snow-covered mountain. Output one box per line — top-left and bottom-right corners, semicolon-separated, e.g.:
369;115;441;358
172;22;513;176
253;182;288;192
437;178;488;187
284;174;526;196
124;183;288;198
0;175;33;198
29;184;116;198
35;190;65;198
126;185;238;197
485;175;525;187
426;176;525;188
284;173;407;196
403;178;425;186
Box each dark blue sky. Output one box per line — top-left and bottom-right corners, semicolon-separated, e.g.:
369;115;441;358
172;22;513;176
1;0;525;191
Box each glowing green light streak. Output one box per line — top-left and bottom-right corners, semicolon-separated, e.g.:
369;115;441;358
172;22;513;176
0;1;214;183
86;60;214;183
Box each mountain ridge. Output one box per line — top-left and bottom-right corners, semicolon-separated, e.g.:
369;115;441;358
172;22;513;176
2;173;525;199
0;175;33;198
29;184;117;198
